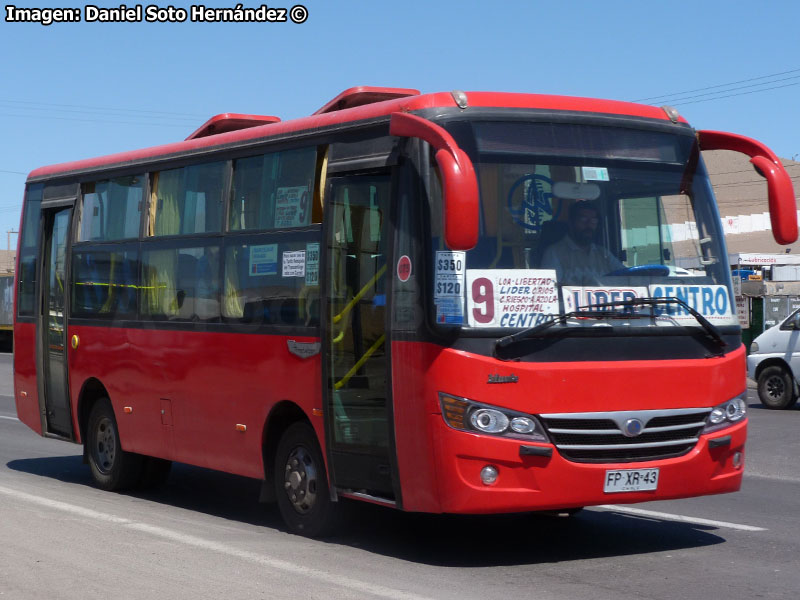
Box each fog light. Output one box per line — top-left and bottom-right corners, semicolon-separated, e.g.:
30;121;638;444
733;452;743;469
480;465;499;486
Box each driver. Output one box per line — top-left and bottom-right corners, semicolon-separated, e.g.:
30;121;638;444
540;200;623;285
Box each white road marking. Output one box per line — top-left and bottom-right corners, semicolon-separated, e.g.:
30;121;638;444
0;485;435;600
0;415;20;421
597;504;767;531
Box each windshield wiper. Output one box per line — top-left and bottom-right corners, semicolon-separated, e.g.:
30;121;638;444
494;296;728;353
616;297;728;352
495;307;638;350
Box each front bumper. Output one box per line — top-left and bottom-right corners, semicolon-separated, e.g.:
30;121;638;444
431;416;746;514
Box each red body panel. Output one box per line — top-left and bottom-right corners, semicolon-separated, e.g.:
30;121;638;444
392;340;746;513
66;324;322;479
13;322;41;435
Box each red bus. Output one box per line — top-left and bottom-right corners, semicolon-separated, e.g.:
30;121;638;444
14;87;797;536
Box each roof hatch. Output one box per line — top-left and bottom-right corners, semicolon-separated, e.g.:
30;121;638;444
185;113;281;140
313;86;420;115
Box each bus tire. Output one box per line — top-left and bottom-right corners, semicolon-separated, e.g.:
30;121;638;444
757;365;798;409
274;422;341;537
86;398;143;491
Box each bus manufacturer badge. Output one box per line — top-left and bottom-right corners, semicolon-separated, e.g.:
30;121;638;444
287;340;320;359
623;418;644;437
487;374;518;384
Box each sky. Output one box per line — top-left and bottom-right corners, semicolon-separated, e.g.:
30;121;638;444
1;0;799;247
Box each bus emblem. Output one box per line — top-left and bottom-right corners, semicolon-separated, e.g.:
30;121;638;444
623;418;644;437
487;374;519;384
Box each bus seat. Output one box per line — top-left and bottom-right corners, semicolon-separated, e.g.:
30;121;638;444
242;298;267;324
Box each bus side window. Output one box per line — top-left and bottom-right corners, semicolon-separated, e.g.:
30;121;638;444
140;246;220;321
223;237;319;328
78;176;143;242
150;163;226;236
71;248;139;319
17;184;43;318
229;147;318;232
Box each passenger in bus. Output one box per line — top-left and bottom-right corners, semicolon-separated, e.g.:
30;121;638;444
540;200;622;285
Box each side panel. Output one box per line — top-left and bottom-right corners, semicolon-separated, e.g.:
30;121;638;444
13;322;41;434
391;341;443;512
67;324;322;479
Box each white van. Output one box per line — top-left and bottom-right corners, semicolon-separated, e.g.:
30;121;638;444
747;309;800;409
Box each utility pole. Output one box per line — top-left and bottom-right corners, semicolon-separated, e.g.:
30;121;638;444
5;230;18;273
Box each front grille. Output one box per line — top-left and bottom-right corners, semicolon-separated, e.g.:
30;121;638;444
539;408;711;463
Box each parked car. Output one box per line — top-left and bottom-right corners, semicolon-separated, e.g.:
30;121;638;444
747;309;800;409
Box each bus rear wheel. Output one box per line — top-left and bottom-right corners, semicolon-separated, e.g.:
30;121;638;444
86;398;143;491
274;422;341;537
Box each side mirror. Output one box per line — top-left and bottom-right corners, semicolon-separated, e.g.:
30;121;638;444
697;130;797;245
390;112;479;250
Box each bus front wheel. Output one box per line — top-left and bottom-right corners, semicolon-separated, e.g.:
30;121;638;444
86;398;143;491
274;422;341;537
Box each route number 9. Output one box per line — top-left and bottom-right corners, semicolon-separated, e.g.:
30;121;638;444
471;277;494;324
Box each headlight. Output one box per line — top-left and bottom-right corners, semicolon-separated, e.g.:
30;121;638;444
470;409;509;433
750;341;759;353
703;395;747;433
440;393;548;441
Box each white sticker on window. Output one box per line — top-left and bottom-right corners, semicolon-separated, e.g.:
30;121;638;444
434;251;465;300
434;251;465;324
562;286;648;312
582;166;610;181
282;250;306;277
305;243;320;285
466;270;558;328
249;244;277;276
649;284;737;326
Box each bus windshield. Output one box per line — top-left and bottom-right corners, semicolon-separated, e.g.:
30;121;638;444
430;121;736;332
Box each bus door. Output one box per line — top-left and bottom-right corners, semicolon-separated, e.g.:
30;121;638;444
38;204;74;438
323;174;396;499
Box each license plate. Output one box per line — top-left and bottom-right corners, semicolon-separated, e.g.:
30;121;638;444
603;468;659;493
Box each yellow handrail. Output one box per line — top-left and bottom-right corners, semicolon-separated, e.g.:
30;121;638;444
333;334;385;390
332;263;386;324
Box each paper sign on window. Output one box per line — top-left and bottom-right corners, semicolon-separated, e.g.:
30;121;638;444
274;186;309;228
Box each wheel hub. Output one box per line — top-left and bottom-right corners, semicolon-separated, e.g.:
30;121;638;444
283;446;318;514
94;417;116;474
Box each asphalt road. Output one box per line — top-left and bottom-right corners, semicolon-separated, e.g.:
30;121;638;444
1;351;798;600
